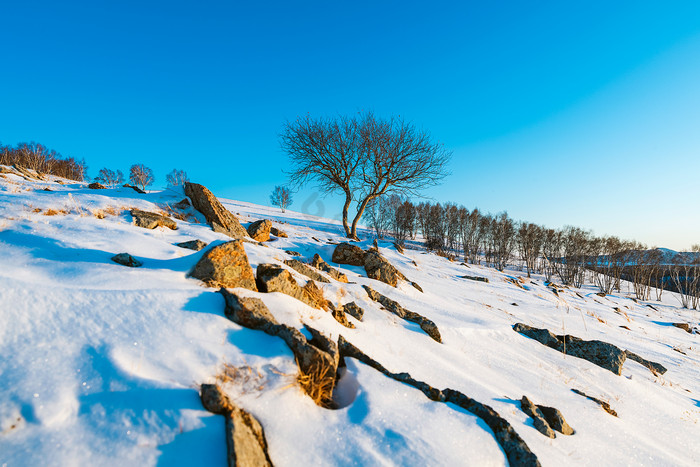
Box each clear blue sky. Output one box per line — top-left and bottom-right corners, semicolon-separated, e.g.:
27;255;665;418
2;1;700;249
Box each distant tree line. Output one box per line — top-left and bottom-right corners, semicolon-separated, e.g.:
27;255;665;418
0;141;87;180
365;195;700;308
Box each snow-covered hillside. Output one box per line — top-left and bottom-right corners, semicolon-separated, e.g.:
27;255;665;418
1;168;699;466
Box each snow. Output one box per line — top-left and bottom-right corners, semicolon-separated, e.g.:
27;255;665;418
1;169;699;466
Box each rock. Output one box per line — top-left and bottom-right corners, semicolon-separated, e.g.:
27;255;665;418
190;240;257;290
255;263;326;309
200;384;273;467
270;226;288;238
672;322;692;333
461;275;489;283
172;198;191;210
340;302;364;321
88;182;106;189
331;243;366;266
513;323;628;375
393;242;405;254
176;239;208;251
184;182;248;239
220;290;279;331
520;396;556;438
538;405;574;435
363;285;441;343
130;209;178;230
111;253;142;267
327;303;354;329
123;184;146;194
364;248;404;287
410;281;423;293
624;350;667;375
310;254;348;282
283;259;330;283
247;220;272;242
285;250;301;257
571;389;618;417
337;337;541;467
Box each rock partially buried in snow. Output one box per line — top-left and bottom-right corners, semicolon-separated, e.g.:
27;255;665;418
88;182;106;189
364;248;404;287
176;239;208;251
130;209;177;230
199;384;273;467
184;182;248;239
340;302;364;321
520;396;556;438
256;263;326;309
111;253;142;268
331;242;366;266
190;240;257;290
310;254;348;282
247;220;272;242
270;226;288;238
123;183;146;194
283;259;330;283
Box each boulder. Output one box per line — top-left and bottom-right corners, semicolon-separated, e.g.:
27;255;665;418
190;241;257;290
310;254;348;282
538;405;574;435
340;302;364;321
331;243;366;266
283;259;330;283
130;209;178;230
364;248;405;287
247;220;272;242
199;384;273;467
256;263;326;309
176;239;208;251
270;227;288;238
221;290;280;331
111;253;142;267
88;182;106;189
520;396;556;439
363;285;441;343
184;182;248;239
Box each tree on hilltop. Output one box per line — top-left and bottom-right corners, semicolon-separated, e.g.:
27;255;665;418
129;164;154;191
166;169;189;187
270;185;293;212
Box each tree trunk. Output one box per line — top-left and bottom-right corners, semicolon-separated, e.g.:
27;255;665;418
341;190;352;237
349;195;375;240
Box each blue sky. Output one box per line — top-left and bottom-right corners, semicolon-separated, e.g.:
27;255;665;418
2;1;700;249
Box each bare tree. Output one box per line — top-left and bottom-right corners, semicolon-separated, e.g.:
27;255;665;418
282;112;451;239
129;164;154;191
270;185;293;212
95;168;124;187
166;169;189;187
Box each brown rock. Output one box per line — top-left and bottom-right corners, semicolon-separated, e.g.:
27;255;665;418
283;259;330;283
538;405;574;435
200;383;233;415
176;239;208;251
340;302;364;321
310;254;348;282
270;226;288;238
130;209;178;230
190;241;257;290
256;263;325;309
364;249;406;287
88;182;106;189
123;184;146;194
172;198;191;210
221;291;280;330
331;243;366;266
393;242;405;254
247;220;272;242
184;182;248;238
328;303;355;329
520;396;556;438
672;322;692;333
111;253;142;267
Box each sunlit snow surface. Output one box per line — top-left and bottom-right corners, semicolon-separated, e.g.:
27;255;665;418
0;171;699;466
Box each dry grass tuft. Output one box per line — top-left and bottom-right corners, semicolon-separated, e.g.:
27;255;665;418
296;361;336;408
215;362;266;395
43;208;68;216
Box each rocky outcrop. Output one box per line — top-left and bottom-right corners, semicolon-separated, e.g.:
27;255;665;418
111;253;142;267
363;285;441;343
513;323;666;376
513;323;626;375
190;241;257;290
364;248;406;287
339;302;364;321
247;220;272;242
184;182;248;239
256;263;326;309
220;289;339;406
338;337;540;467
331;243;366;266
310;254;348;283
130;209;178;230
571;389;617;417
283;259;330;283
285;250;301;257
88;182;106;189
270;227;288;238
461;275;489;283
176;239;208;251
200;384;273;467
520;396;573;438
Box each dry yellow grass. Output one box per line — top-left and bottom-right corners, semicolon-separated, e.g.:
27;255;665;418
295;360;336;408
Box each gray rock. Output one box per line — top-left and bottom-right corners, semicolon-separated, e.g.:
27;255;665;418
327;303;354;329
331;243;366;266
538;405;574;435
624;350;667;375
172;198;191;210
184;182;248;238
461;275;489;283
340;302;364;321
111;253;142;267
520;396;556;438
310;254;348;282
247;220;272;242
363;285;441;343
176;239;208;251
283;259;330;283
364;248;405;287
285;250;301;257
130;209;178;230
571;389;618;417
190;240;257;290
123;184;146;194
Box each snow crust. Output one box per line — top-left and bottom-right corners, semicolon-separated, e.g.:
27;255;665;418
1;171;698;466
